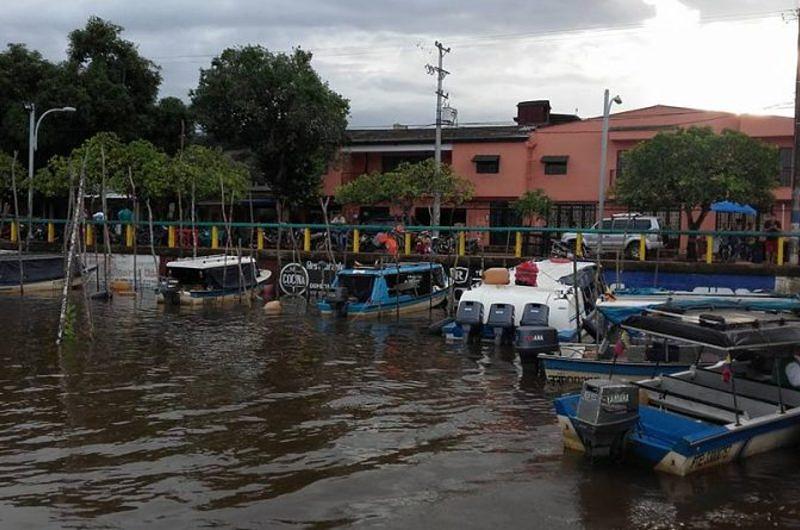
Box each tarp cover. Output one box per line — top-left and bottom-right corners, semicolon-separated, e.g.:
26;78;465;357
205;264;257;290
600;297;800;325
710;201;757;215
0;255;65;286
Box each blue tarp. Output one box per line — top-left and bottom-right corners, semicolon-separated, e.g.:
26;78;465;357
710;201;757;215
598;296;800;324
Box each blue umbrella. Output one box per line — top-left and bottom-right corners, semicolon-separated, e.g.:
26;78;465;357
710;201;757;216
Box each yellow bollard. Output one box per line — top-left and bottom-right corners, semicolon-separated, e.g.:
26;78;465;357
126;224;134;247
576;232;583;257
639;234;646;261
705;235;713;264
458;231;466;256
353;229;360;253
211;226;219;249
304;227;311;252
405;232;412;255
85;224;95;247
778;237;785;266
47;222;55;243
10;221;18;243
168;226;176;248
515;231;523;258
257;228;264;250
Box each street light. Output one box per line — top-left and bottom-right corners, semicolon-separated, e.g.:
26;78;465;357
26;104;77;247
596;89;622;256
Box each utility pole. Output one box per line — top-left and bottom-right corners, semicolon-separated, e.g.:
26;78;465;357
790;8;800;264
426;41;450;233
597;89;622;257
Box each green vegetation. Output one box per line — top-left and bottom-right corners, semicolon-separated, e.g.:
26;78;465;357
514;189;552;226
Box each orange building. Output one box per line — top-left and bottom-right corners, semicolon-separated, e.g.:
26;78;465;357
322;101;793;238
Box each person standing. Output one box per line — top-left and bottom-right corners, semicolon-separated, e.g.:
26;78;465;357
763;214;781;264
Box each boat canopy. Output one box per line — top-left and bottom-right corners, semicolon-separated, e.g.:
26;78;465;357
600;297;800;324
622;311;800;354
165;255;257;270
340;262;443;276
0;254;67;286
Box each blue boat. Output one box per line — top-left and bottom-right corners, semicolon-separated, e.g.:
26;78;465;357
540;349;694;384
554;309;800;476
318;262;450;318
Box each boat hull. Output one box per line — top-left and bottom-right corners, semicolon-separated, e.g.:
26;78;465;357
0;275;85;295
157;272;271;307
541;354;693;384
319;289;448;318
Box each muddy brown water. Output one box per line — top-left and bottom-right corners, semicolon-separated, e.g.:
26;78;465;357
0;296;799;529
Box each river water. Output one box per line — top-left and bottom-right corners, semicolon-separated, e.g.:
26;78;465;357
1;296;799;529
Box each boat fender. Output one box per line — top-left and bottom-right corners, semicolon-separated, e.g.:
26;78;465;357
263;300;282;314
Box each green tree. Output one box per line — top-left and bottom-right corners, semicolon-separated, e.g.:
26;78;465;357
146;97;194;155
0;151;24;212
514;189;552;226
614;127;778;259
191;46;349;214
335;159;474;224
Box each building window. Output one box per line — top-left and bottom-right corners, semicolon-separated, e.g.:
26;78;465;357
614;149;629;185
541;155;568;175
472;155;500;174
381;153;432;173
780;147;793;187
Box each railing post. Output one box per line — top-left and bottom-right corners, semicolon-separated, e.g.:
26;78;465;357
576;232;583;257
705;235;713;264
126;224;134;247
515;231;522;258
168;226;176;248
257;228;264;251
458;231;465;256
405;232;412;255
639;234;646;261
47;222;55;243
85;224;94;247
10;221;18;243
353;228;360;253
303;227;311;252
211;225;219;249
778;236;786;266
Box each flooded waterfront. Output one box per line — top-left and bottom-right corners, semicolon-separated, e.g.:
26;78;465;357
1;297;800;528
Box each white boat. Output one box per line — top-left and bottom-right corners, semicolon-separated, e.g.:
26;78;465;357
156;255;271;306
443;258;604;361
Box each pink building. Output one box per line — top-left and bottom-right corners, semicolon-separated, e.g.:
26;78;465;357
322;101;792;240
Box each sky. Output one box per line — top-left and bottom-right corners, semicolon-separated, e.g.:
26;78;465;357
2;0;798;126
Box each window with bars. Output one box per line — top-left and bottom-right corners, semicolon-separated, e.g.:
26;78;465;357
780;148;793;187
541;155;568;175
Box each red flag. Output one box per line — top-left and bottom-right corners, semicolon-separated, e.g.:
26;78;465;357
613;339;625;358
722;354;732;383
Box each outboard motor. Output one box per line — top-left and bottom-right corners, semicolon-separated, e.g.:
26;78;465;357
514;303;559;364
486;303;515;345
159;278;181;305
573;379;639;458
324;286;350;318
455;300;484;341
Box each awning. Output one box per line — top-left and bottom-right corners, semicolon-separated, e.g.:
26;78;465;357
710;201;757;215
540;155;569;163
472;155;500;163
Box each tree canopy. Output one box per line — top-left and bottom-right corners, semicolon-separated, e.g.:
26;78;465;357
514;189;552;226
191;46;349;210
335;159;474;223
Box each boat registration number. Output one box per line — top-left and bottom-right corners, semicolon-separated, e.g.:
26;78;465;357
689;446;732;471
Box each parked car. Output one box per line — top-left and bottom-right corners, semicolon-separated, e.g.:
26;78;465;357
560;213;664;259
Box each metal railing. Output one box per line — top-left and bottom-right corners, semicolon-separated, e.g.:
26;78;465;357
0;217;795;265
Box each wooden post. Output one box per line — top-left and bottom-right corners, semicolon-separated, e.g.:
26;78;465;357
10;221;18;243
353;228;360;253
168;226;176;248
304;227;311;252
211;225;219;249
639;234;646;261
705;235;713;264
778;237;786;266
257;228;264;250
126;224;134;247
405;232;412;255
576;232;583;257
47;222;55;243
515;231;522;258
458;231;465;256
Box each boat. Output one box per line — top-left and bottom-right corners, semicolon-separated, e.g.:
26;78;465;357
318;262;450;318
554;307;800;476
442;258;604;360
156;255;271;306
0;252;88;294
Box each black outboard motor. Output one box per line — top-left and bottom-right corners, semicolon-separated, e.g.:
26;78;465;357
486;303;515;345
455;300;484;341
514;303;559;364
159;278;181;305
573;379;639;458
324;286;350;318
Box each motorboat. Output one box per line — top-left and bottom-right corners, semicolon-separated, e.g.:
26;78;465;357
554;307;800;476
157;254;271;306
318;262;450;318
0;252;89;294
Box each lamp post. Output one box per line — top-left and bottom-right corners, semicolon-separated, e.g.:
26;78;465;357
596;89;622;256
26;103;77;248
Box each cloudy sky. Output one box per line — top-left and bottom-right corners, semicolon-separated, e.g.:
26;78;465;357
2;0;797;126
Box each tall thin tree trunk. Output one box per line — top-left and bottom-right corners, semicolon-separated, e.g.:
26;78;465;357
191;180;197;259
128;168;139;292
10;152;23;295
100;146;112;293
146;198;159;279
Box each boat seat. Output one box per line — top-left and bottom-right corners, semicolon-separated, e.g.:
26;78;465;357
635;380;748;424
672;367;800;408
658;375;776;418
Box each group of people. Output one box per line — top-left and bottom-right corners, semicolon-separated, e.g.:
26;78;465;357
714;213;783;264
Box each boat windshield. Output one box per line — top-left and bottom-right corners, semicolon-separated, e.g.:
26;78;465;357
338;274;375;302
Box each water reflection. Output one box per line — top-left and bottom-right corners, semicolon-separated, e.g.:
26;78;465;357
0;296;797;528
